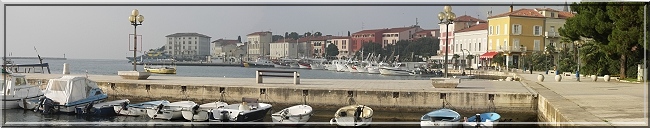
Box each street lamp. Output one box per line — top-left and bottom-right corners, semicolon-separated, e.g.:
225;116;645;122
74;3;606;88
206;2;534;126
438;6;456;78
545;50;549;75
576;41;583;82
129;9;144;71
461;49;470;73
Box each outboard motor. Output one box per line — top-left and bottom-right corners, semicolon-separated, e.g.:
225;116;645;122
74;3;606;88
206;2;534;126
354;106;363;121
191;105;200;115
41;98;57;115
220;111;230;122
83;101;95;114
120;101;129;110
156;104;164;114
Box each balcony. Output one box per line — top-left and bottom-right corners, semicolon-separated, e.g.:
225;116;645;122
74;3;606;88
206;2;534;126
545;31;560;38
497;45;527;52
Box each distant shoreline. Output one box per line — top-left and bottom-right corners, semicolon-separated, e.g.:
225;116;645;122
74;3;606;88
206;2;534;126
3;57;66;60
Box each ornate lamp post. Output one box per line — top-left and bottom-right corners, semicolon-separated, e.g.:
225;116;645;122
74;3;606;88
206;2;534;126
129;9;144;71
438;6;456;78
119;9;150;80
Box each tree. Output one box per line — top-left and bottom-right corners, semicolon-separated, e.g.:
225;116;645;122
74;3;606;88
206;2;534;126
325;43;339;57
314;32;323;36
284;32;289;38
237;36;241;43
560;2;644;79
288;32;300;40
304;32;312;37
272;35;284;42
360;42;384;56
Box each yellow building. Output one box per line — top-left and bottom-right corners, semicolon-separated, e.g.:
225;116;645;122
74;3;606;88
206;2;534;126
485;6;573;69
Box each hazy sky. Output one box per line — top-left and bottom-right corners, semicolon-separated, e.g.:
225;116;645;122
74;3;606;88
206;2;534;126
2;2;577;60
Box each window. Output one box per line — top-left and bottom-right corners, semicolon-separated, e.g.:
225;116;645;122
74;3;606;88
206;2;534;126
343;40;346;45
478;43;481;51
513;38;520;48
551;12;556;17
512;24;522;35
550;26;556;33
489;26;493;35
496;39;500;49
534;40;541;51
496;25;500;35
169;46;172;49
169;41;172;44
504;24;508;35
195;46;197;49
534;26;542;36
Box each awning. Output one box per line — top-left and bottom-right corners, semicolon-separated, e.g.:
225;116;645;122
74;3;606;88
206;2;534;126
480;52;498;59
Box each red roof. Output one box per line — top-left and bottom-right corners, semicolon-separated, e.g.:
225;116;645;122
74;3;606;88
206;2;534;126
352;29;387;35
455;23;488;33
454;15;487;23
247;31;272;36
385;26;419;33
330;36;350;39
557;11;575;19
416;29;439;34
489;8;545;19
480;52;499;59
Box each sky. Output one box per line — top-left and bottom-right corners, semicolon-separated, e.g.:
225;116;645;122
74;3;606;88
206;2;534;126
1;1;582;60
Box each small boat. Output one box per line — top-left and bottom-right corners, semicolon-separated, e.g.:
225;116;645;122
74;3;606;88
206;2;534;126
147;101;197;120
75;99;130;116
271;104;313;126
210;98;272;122
463;112;501;128
329;105;373;127
453;75;475;79
36;76;108;114
1;72;44;109
420;108;461;128
379;63;414;76
144;64;176;74
114;100;170;116
181;101;229;122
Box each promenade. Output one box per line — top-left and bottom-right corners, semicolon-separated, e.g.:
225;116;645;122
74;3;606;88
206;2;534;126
516;71;648;126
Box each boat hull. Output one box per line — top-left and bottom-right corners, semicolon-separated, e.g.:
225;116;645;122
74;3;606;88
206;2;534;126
114;106;148;116
147;109;183;120
144;68;176;74
182;110;211;122
19;96;43;110
367;67;380;74
379;68;413;76
271;105;312;125
330;117;372;127
420;121;460;128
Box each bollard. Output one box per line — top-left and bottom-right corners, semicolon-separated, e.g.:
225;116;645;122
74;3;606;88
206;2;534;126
63;63;70;74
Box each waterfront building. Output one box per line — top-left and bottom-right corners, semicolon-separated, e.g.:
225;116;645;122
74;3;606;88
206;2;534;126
454;22;488;69
164;33;212;59
413;29;440;40
246;31;272;60
210;39;240;58
437;15;486;68
327;36;352;59
269;38;298;59
486;6;574;69
380;26;423;46
309;36;332;58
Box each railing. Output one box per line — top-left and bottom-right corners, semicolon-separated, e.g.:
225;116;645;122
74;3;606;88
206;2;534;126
497;45;527;52
545;31;560;38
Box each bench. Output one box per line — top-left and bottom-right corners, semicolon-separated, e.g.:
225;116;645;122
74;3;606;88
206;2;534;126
256;70;300;85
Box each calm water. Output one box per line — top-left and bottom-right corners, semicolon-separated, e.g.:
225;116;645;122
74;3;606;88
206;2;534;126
9;59;434;80
3;59;537;127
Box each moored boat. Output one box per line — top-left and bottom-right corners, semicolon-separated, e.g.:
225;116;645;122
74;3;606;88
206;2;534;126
181;101;229;122
1;72;44;110
210;98;272;122
271;104;313;126
36;76;108;114
463;112;501;128
329;105;373;127
114;100;170;116
420;108;461;128
147;101;197;120
144;65;176;74
75;99;130;116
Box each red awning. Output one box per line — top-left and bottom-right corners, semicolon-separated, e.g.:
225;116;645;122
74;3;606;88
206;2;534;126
480;52;498;59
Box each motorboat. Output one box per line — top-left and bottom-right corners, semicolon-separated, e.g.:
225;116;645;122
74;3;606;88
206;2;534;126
463;112;501;128
75;99;130;116
210;98;272;122
181;101;229;122
144;65;176;74
379;63;414;76
1;72;44;109
114;100;170;116
420;108;461;128
366;63;381;74
329;105;373;127
36;76;108;114
147;101;197;120
271;104;313;126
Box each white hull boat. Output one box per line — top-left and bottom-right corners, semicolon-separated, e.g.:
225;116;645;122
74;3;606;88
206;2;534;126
147;101;197;120
2;73;44;109
114;100;170;116
329;105;373;127
366;66;380;74
379;67;413;76
36;76;108;114
181;101;229;122
210;99;272;122
271;104;313;126
355;65;367;73
326;64;337;71
310;63;324;70
75;99;130;116
289;63;300;69
462;112;501;128
420;108;461;128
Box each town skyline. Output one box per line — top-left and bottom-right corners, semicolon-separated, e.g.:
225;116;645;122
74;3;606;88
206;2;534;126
4;5;575;60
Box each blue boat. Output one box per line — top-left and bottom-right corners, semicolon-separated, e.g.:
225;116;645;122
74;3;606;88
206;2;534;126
114;100;170;116
420;108;461;128
463;112;501;128
75;99;130;116
36;76;108;114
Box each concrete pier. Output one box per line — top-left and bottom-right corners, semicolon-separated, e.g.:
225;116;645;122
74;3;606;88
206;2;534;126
24;73;537;115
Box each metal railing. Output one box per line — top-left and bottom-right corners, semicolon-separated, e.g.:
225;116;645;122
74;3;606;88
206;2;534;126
545;31;560;38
